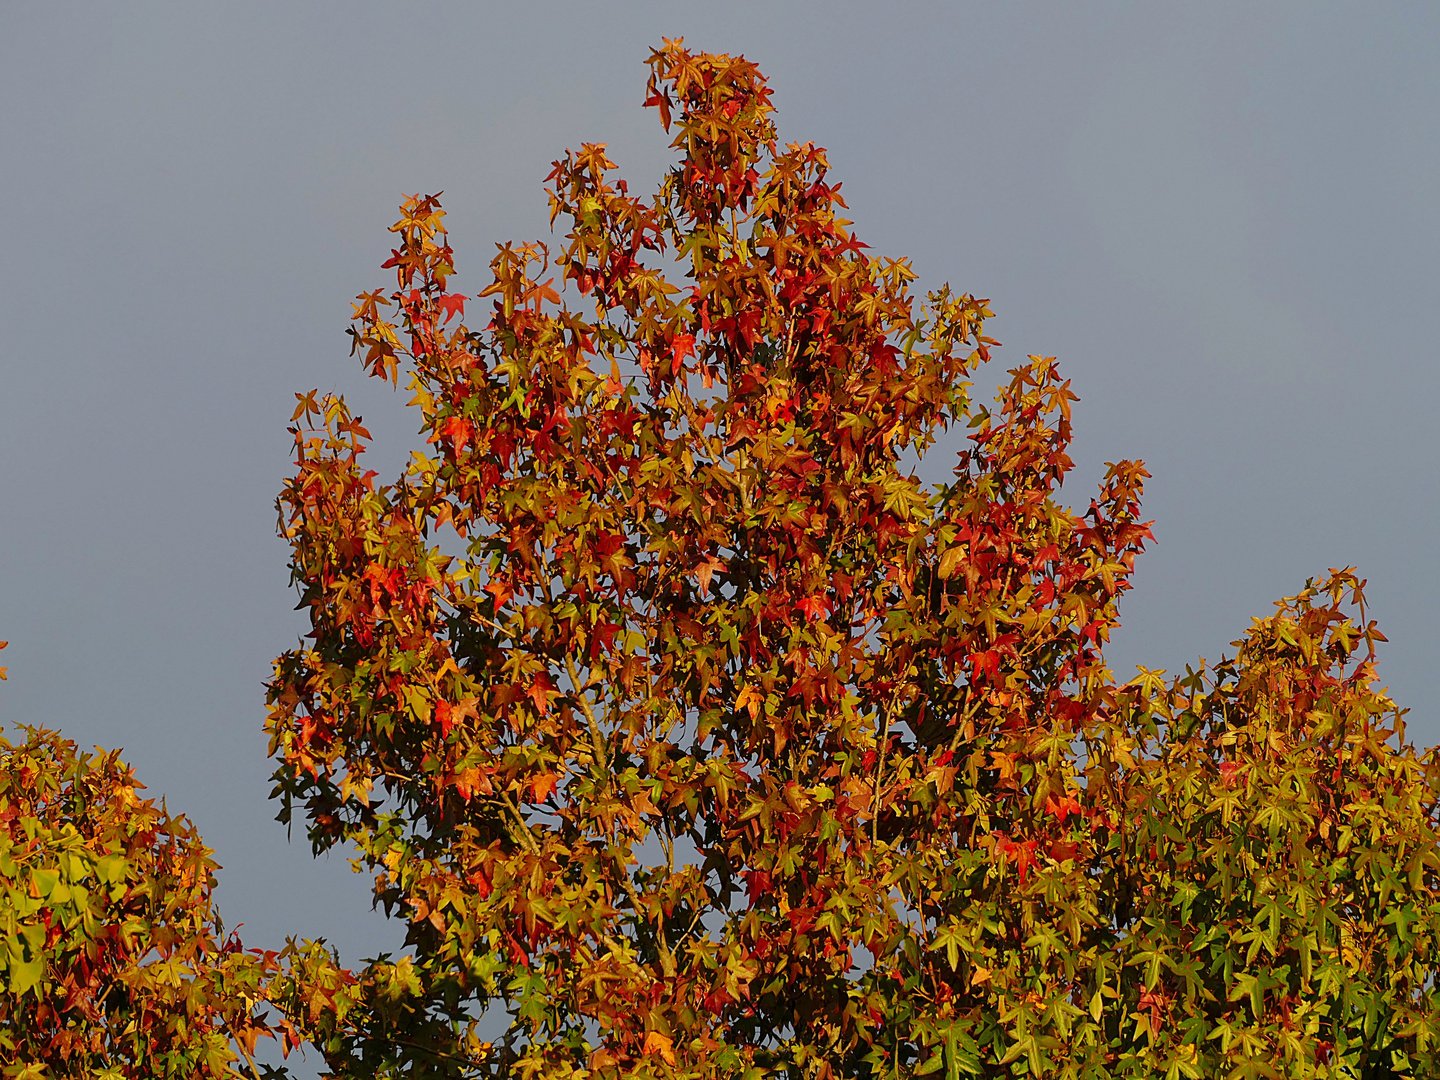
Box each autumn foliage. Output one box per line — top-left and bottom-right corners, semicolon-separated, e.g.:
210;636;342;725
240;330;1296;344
5;39;1440;1080
0;721;274;1078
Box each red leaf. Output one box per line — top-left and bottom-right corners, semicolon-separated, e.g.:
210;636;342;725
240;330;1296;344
672;332;696;374
485;577;513;610
438;415;470;455
528;671;554;715
743;869;772;906
796;595;827;621
437;293;468;323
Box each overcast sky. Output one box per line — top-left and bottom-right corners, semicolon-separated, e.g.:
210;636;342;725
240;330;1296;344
3;0;1437;1017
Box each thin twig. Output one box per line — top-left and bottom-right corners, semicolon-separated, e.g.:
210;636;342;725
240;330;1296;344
564;654;610;772
615;844;677;979
872;691;894;847
223;1015;265;1080
499;792;541;856
565;655;675;978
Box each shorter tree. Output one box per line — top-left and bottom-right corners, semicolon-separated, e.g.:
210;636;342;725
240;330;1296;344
0;710;275;1078
1089;572;1440;1078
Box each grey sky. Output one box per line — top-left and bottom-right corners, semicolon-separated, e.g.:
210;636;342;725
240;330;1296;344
2;0;1437;1027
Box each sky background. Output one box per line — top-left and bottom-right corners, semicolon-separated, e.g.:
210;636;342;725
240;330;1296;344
2;0;1437;1057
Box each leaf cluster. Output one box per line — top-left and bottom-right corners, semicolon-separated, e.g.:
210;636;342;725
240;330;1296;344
0;724;275;1079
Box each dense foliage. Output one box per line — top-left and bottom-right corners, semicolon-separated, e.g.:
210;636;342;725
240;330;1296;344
0;714;274;1078
1099;576;1440;1078
3;40;1437;1080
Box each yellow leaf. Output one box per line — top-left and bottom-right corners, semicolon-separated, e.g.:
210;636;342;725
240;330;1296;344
938;545;964;580
736;685;763;721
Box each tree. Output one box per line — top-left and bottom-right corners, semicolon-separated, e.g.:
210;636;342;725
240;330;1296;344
0;712;277;1078
1097;574;1440;1079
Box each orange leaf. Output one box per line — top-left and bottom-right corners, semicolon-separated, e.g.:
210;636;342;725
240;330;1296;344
1045;794;1081;824
530;772;559;802
643;1031;676;1066
435;697;477;738
438;415;470;455
693;556;725;595
736;685;763;721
